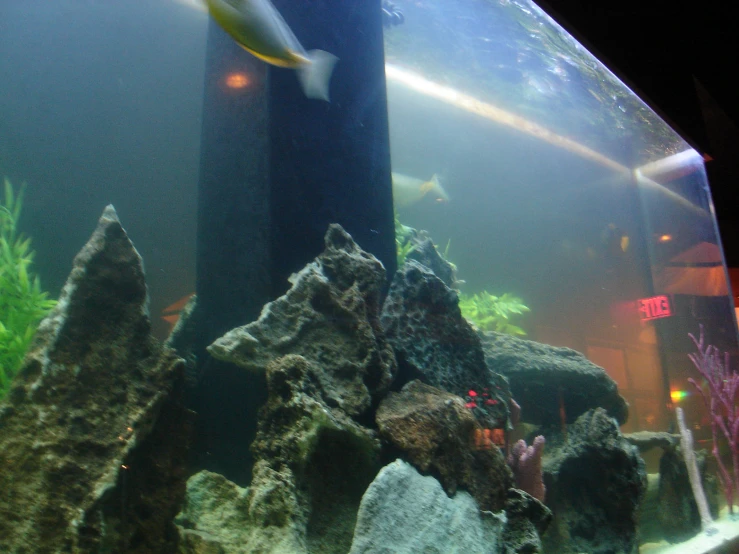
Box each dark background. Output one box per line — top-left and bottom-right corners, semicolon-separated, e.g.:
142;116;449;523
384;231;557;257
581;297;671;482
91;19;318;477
537;0;739;264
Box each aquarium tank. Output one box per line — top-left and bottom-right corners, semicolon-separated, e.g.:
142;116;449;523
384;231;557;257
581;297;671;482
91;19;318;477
1;0;738;553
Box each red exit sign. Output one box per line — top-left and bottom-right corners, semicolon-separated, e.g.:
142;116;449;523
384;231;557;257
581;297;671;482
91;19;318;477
638;295;672;321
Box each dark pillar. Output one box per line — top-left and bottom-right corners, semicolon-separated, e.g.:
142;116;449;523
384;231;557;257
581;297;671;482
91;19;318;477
268;0;396;294
192;1;394;483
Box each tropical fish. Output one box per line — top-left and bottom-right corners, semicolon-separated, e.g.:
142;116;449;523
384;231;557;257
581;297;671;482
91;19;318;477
204;0;338;101
161;293;195;331
392;172;449;208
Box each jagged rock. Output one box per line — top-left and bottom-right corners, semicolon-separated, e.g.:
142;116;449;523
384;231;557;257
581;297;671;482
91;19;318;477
376;380;513;511
0;205;190;554
405;231;459;289
380;260;511;428
502;488;552;554
542;408;647;554
480;331;629;425
183;354;380;554
175;470;252;553
208;224;396;417
624;431;680;453
348;459;506;554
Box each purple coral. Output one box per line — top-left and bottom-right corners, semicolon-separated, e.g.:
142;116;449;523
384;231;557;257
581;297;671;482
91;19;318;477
507;435;546;503
687;325;739;514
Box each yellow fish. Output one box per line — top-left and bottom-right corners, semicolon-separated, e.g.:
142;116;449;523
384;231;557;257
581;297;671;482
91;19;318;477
204;0;338;101
392;172;449;208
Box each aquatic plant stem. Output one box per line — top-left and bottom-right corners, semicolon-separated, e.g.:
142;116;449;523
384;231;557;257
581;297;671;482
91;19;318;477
676;407;715;533
687;325;739;515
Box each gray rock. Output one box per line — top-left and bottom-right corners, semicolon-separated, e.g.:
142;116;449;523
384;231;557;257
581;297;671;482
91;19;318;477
405;232;459;289
480;331;628;425
175;469;313;554
175;470;253;554
623;431;680;453
381;260;511;428
0;205;189;554
502;488;552;554
348;459;506;554
247;354;381;554
179;355;381;554
209;224;396;416
542;408;647;554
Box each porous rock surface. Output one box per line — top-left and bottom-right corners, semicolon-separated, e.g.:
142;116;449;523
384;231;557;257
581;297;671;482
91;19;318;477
0;205;189;553
502;488;552;554
177;354;381;554
381;260;511;428
348;459;506;554
208;224;396;416
623;430;680;453
542;408;646;554
175;470;252;553
404;229;459;289
376;380;513;511
480;331;628;425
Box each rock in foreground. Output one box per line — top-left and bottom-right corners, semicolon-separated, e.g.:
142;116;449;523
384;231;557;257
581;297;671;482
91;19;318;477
0;206;189;553
348;459;506;554
209;224;396;417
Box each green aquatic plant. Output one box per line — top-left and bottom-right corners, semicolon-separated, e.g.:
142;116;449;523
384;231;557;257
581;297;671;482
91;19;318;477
459;291;530;336
0;178;56;397
395;210;416;267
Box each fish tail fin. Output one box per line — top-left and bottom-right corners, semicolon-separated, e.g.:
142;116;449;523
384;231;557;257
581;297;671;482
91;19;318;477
297;50;339;102
430;174;450;202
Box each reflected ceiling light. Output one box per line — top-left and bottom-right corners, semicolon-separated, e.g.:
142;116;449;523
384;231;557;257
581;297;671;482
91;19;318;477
635;149;704;183
385;64;706;216
385;63;627;173
225;72;250;89
658;234;673;243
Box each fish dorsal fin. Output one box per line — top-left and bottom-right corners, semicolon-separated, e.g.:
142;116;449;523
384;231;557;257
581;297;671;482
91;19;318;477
419;180;435;195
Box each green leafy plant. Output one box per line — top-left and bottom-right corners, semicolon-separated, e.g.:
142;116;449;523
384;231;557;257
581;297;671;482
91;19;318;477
0;178;56;397
395;211;416;267
459;291;530;336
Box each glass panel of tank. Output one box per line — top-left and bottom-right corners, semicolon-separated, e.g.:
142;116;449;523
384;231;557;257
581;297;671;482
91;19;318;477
382;0;739;551
1;0;738;553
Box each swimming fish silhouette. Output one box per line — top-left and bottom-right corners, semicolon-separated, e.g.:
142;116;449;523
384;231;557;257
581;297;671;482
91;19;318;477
205;0;339;101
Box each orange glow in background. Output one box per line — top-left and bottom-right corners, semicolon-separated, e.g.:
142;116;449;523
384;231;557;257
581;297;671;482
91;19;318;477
225;72;249;89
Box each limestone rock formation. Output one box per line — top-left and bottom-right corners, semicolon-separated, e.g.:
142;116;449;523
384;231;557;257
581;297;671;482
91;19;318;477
376;380;513;511
624;430;680;453
405;230;459;289
177;354;381;554
348;459;506;554
208;224;396;417
501;488;552;554
0;205;190;553
480;331;628;425
175;470;252;553
542;408;646;554
381;260;511;428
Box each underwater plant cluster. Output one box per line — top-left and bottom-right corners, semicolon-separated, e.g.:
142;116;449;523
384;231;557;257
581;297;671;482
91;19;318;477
0;179;55;397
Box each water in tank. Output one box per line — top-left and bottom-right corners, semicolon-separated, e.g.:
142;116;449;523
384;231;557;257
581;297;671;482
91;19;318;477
0;0;738;552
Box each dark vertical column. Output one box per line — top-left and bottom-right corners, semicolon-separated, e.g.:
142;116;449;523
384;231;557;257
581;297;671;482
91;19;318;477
269;0;396;295
192;2;394;483
192;20;271;484
196;20;271;344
